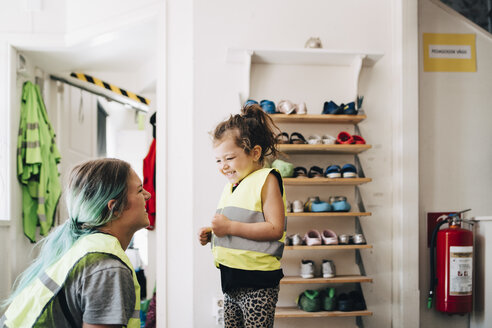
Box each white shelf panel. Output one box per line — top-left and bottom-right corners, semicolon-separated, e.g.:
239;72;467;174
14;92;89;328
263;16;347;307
227;48;383;67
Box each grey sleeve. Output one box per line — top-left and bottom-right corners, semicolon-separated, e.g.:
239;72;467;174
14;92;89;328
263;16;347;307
79;262;136;325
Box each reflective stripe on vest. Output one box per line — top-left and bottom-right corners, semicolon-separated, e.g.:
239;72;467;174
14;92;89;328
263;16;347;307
212;168;287;271
2;233;141;328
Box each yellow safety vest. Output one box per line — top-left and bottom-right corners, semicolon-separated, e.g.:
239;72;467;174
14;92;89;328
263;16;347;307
1;233;141;328
212;168;287;271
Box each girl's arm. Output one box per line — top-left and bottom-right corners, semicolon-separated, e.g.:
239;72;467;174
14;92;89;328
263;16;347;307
212;173;285;241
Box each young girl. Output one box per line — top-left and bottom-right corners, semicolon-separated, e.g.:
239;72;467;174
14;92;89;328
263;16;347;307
198;104;287;328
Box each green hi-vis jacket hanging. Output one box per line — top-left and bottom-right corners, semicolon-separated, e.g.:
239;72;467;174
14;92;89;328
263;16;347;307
1;233;141;328
17;81;62;242
212;168;287;271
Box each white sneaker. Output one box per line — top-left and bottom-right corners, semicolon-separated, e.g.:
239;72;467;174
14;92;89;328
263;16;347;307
291;233;303;246
301;260;315;278
322;260;336;278
292;200;304;213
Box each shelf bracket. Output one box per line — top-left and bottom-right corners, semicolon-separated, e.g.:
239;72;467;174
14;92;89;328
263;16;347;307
355;283;368;328
351;55;366;105
355;186;366;212
354;153;366;178
355;249;367;277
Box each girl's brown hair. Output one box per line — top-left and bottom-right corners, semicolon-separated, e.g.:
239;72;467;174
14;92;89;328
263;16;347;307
213;104;280;164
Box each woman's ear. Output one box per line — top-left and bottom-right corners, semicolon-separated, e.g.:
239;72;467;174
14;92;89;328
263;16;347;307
107;199;117;213
252;145;262;162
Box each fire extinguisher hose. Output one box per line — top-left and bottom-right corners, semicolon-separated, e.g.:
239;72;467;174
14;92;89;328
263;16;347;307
428;218;451;309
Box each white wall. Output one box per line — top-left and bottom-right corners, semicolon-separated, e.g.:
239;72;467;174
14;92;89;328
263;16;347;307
419;0;492;327
189;1;416;327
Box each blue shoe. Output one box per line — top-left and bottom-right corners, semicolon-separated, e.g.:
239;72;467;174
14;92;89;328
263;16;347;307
341;164;357;178
260;100;277;114
322;101;343;115
343;102;358;115
311;201;332;212
244;99;258;106
331;200;351;212
325;165;341;178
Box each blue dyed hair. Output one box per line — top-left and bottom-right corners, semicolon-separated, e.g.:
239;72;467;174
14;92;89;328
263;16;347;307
2;158;131;308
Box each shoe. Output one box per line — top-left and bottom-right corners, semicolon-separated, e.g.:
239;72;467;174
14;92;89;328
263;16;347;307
321;135;336;144
285;235;292;246
244;99;258;106
310;201;331;212
336;131;354;144
337;293;355;311
322;260;336;278
352;135;366;144
308;166;324;178
307;135;322;145
330;196;351;212
293;167;308;178
341;164;357;178
260;100;276;114
297;102;307;114
304;196;320;212
275;132;290;144
286;200;292;213
353;233;367;245
321;229;338;245
322;101;343;115
304;37;322;49
338;234;350;244
321;287;337;311
325;165;341;178
343;102;358;115
290;132;307;144
348;290;367;311
277;100;297;114
300;259;315;278
291;233;303;246
297;290;322;312
272;159;294;178
303;229;322;246
292;200;304;213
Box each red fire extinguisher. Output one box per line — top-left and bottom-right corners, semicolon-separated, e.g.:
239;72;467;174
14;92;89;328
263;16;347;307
428;209;473;314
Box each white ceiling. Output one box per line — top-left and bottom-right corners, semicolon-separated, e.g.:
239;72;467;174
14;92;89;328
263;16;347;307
23;19;158;74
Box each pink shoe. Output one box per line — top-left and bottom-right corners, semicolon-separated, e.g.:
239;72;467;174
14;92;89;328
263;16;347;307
321;229;338;245
303;229;322;246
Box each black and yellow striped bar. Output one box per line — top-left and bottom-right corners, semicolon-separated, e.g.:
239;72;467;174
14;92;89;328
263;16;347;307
70;72;150;106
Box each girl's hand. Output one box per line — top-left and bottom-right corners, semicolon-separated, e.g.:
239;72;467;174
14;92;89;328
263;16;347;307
211;214;231;237
198;227;212;245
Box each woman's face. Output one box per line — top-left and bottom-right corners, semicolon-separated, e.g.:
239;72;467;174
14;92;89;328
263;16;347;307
118;169;151;230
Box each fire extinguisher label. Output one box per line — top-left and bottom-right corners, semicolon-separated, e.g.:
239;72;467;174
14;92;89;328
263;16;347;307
449;246;473;296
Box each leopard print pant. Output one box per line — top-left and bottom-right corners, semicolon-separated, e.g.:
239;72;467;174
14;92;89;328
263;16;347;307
223;286;279;328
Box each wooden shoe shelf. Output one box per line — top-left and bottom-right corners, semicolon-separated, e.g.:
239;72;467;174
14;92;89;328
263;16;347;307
228;47;382;328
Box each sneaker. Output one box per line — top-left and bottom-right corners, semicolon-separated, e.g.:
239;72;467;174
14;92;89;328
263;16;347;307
297;102;307;114
322;101;343;115
330;196;351;212
321;135;336;145
291;233;303;246
300;259;315;278
244;99;258;106
325;165;342;178
277;99;297;115
284;235;292;246
353;233;367;245
310;201;331;212
321;287;337;311
341;164;357;178
343;102;358;115
337;293;355;311
292;200;304;213
338;234;350;244
321;229;338;245
304;196;320;212
260;100;277;114
303;230;322;246
272;159;294;178
322;259;336;278
348;290;367;310
297;290;322;312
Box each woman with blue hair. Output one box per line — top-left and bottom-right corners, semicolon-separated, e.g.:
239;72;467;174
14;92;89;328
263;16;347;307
1;158;151;328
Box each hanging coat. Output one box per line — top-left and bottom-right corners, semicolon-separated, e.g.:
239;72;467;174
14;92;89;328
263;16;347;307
143;138;156;230
17;81;62;242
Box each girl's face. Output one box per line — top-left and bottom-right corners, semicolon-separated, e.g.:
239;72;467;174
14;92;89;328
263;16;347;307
214;134;261;184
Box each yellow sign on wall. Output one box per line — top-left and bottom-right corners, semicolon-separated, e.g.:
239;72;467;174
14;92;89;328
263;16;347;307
423;33;476;72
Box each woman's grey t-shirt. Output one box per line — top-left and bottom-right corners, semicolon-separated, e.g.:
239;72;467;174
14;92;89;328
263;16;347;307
35;253;136;327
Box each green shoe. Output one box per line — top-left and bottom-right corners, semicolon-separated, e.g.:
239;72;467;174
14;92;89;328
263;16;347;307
272;159;294;178
297;289;321;312
322;287;337;311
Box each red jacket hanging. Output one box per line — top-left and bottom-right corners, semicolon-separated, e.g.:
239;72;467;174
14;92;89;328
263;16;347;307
143;138;156;230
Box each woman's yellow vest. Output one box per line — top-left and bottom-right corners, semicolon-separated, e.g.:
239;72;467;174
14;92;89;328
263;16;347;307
212;168;287;271
1;233;141;328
